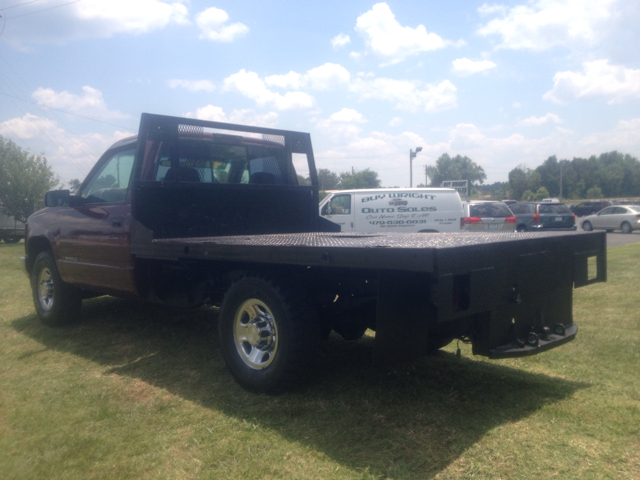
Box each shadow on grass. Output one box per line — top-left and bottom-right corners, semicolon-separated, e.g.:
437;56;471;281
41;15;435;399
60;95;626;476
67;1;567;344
13;296;589;479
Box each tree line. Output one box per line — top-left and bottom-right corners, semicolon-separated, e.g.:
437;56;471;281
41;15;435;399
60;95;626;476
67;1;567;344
507;152;640;201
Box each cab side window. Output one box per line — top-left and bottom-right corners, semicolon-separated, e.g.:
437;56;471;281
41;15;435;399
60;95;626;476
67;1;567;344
80;149;136;203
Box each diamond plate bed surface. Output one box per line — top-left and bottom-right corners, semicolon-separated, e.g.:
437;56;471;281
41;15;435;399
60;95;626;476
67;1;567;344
154;231;589;249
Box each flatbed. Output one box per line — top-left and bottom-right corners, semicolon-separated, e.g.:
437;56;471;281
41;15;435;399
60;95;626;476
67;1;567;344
22;113;607;392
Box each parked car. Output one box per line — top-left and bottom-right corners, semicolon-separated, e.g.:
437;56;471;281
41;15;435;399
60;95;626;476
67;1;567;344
581;205;640;233
570;201;613;217
462;201;516;232
510;202;576;232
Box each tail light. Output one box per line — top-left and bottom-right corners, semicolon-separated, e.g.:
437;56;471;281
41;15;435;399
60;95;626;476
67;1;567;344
504;216;516;224
532;213;541;223
463;217;483;225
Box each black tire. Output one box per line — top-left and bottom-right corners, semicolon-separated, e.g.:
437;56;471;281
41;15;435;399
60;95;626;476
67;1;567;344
621;222;632;234
31;251;82;327
516;225;527;233
582;221;593;232
3;236;21;244
218;275;321;393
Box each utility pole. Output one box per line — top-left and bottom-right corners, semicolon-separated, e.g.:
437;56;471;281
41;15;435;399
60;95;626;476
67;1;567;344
409;147;422;187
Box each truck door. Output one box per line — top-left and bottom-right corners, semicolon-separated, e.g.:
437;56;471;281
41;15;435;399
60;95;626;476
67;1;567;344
56;147;137;293
320;193;353;232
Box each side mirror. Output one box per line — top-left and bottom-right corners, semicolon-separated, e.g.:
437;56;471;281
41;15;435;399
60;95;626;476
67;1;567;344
44;190;71;207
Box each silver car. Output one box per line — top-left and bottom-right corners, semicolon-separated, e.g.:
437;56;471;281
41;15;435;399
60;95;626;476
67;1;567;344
462;201;516;232
581;205;640;233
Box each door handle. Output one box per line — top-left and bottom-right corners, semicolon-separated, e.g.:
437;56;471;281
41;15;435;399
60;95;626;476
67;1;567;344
112;217;124;228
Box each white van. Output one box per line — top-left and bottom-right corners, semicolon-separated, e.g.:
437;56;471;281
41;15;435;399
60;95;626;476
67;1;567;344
319;188;464;233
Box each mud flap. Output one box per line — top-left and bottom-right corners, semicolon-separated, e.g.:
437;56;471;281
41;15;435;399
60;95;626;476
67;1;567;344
373;270;433;365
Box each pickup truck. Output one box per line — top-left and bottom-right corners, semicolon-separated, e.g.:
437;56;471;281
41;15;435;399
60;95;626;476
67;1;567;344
22;113;607;392
0;209;25;243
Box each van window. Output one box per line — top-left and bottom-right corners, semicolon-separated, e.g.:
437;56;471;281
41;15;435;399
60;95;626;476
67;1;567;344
321;194;351;215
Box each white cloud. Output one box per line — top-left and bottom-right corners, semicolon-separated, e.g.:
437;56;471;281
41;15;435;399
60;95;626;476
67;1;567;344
578;117;640;151
0;113;61;140
477;0;615;51
543;60;640;104
0;113;132;182
452;58;497;76
196;7;248;42
521;113;562;126
265;63;350;91
315;109;367;140
332;33;351;48
350;75;457;112
389;117;403;127
354;3;454;65
223;70;315;110
2;0;189;48
168;79;216;92
185;105;279;127
77;0;190;32
32;86;129;119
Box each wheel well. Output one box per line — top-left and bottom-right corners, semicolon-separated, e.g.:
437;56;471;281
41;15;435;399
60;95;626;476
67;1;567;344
418;229;439;233
26;236;53;276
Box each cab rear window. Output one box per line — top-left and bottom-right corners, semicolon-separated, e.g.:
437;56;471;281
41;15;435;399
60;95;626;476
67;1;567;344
469;203;513;218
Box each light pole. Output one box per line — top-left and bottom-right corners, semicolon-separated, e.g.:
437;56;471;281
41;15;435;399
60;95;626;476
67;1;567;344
410;147;422;187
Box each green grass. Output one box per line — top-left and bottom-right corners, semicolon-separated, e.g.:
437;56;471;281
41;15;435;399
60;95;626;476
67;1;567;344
0;241;638;479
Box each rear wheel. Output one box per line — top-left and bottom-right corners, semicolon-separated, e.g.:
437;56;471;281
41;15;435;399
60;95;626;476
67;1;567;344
218;275;320;392
582;221;593;232
3;236;21;244
621;222;632;234
31;251;82;326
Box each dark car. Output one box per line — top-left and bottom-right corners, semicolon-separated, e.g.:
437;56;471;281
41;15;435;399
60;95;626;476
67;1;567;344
510;202;576;232
570;201;613;217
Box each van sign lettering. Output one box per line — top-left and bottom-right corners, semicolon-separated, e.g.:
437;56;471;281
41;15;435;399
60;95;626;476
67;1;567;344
361;194;387;203
389;193;436;200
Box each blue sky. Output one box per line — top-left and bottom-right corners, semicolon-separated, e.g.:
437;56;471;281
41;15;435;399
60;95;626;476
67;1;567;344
1;0;638;188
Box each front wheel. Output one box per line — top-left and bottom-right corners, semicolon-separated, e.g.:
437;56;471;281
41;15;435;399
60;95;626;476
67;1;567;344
218;275;320;392
31;251;82;326
3;236;21;244
621;222;632;234
582;221;593;232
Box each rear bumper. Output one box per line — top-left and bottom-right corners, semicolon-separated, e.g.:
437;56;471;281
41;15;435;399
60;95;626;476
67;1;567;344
488;324;577;359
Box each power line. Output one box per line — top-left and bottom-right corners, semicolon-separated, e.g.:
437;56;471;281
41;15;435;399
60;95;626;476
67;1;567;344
0;91;135;131
2;0;41;11
5;0;81;20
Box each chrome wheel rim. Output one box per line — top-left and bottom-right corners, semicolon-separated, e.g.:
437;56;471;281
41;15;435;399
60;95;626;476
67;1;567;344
233;298;278;370
37;267;55;311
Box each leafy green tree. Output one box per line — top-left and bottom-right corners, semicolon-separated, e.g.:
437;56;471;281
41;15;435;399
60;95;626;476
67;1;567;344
339;168;381;189
586;186;603;199
68;178;82;194
317;168;340;190
508;165;541;200
534;186;550;200
0;136;59;223
425;153;486;187
297;174;311;186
